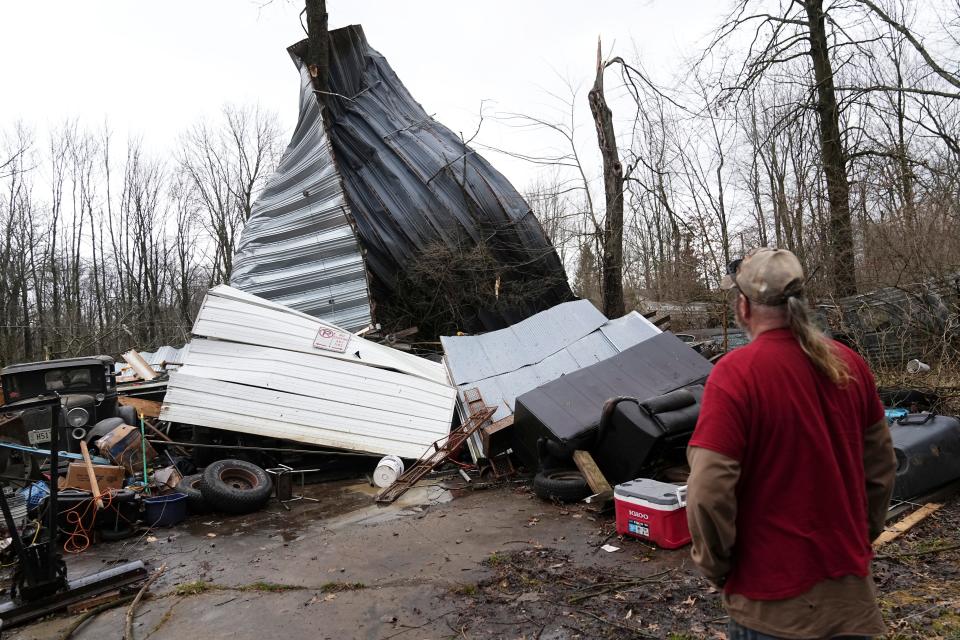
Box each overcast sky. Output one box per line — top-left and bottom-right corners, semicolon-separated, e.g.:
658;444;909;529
1;0;727;189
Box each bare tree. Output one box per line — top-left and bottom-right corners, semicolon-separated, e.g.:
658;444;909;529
178;104;281;283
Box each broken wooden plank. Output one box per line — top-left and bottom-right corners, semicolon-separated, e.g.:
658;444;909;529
573;450;612;496
118;397;162;419
67;590;122;614
79;441;104;509
874;502;943;548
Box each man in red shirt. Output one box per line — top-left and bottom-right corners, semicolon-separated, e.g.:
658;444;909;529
686;248;897;639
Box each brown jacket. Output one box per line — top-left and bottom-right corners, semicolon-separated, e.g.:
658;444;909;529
686;418;897;638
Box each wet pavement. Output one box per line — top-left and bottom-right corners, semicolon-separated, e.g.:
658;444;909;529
4;477;696;640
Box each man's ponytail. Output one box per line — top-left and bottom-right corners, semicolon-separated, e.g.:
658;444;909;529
786;296;852;387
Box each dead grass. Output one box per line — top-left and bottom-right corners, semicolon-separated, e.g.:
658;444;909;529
238;581;305;593
319;581;366;593
172;581;220;596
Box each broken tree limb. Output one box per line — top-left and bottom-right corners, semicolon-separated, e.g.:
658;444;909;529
60;594;136;640
123;564;166;640
874;503;943;548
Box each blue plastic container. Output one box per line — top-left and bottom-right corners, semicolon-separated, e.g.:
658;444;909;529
143;492;188;527
886;407;909;422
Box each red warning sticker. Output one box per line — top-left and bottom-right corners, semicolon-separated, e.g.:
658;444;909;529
313;326;350;353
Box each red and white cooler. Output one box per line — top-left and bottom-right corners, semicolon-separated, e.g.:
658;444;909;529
614;478;691;549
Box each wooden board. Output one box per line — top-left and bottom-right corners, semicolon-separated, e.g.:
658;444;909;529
67;590;123;614
573;450;612;496
874;502;943;548
118;397;162;419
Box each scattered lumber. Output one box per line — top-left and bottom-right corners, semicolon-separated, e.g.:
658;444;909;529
874;502;943;548
573;450;612;496
118;397;162;419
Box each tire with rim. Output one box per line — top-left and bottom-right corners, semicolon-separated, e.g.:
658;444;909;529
176;474;209;514
532;469;591;503
200;459;273;514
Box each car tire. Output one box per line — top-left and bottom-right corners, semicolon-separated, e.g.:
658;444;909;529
200;460;273;515
176;474;209;514
117;405;138;427
85;417;125;443
532;469;591;503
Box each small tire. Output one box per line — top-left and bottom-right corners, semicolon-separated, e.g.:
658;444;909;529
200;459;272;515
117;405;138;427
533;469;591;503
86;417;125;443
177;474;209;514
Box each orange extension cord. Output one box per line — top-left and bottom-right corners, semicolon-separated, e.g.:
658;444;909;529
59;490;137;554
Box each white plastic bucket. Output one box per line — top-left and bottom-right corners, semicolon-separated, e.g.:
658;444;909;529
373;455;405;488
907;359;931;374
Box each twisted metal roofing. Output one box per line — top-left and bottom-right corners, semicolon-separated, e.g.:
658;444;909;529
230;51;372;331
232;25;571;333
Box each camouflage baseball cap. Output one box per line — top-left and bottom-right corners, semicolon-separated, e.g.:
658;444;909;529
720;247;804;305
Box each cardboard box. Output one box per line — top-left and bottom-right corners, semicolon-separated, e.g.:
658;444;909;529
61;463;125;492
96;424;157;475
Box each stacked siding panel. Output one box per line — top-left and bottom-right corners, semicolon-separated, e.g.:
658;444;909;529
160;286;456;459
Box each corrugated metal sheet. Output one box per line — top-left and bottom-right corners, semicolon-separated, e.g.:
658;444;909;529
231;25;571;335
318;25;571;320
230;50;372;332
441;301;661;422
159;286;457;457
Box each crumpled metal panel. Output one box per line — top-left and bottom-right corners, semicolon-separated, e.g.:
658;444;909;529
233;24;571;333
318;26;572;326
441;302;662;422
440;300;607;383
230;52;372;332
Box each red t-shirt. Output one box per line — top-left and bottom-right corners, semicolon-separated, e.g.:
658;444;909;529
689;328;885;600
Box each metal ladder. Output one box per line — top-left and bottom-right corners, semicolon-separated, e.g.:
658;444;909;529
375;392;495;504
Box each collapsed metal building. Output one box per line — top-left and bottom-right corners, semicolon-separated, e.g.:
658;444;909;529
820;272;960;366
231;25;571;335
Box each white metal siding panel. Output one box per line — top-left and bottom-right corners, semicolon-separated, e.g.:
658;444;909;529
161;374;449;458
182;339;454;418
193;286;448;386
160;286;458;458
